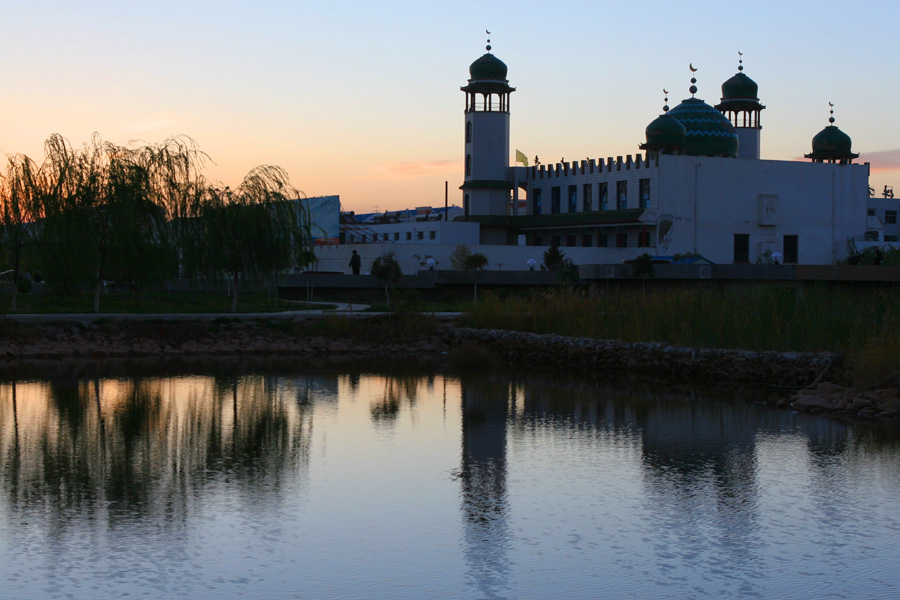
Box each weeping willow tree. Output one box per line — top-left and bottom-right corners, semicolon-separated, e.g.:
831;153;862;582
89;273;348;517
33;134;194;311
0;154;42;310
6;134;310;312
140;136;209;278
33;134;94;298
198;166;308;312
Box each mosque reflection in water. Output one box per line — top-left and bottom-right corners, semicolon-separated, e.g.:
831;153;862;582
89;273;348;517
0;368;897;598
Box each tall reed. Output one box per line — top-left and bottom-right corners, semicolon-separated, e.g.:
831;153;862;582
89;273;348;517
463;285;900;385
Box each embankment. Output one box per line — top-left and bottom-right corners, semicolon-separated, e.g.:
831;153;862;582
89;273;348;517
446;327;900;420
0;317;896;420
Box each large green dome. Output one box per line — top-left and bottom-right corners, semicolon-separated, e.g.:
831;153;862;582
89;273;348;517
469;53;508;80
667;98;739;157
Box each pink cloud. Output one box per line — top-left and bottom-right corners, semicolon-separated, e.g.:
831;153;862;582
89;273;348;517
366;160;459;181
860;149;900;172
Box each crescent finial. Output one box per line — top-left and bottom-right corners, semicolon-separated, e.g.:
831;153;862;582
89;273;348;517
689;63;697;72
486;29;491;34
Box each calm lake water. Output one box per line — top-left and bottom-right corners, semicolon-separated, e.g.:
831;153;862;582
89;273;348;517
1;365;898;599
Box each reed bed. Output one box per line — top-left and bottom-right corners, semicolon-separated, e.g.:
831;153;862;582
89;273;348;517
462;285;900;385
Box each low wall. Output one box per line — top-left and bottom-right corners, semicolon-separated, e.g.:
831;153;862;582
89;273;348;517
446;327;845;388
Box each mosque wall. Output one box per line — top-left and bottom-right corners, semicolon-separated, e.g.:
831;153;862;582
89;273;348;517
651;155;869;264
525;154;658;214
310;241;636;275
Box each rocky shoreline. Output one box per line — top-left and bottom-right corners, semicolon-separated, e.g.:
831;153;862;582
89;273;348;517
0;318;449;361
0;318;897;421
447;327;900;421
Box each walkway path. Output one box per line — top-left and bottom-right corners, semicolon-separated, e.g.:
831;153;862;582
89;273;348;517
1;301;372;324
1;303;462;324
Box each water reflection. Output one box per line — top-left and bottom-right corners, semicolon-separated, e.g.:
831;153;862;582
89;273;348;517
0;375;313;526
459;374;512;598
0;368;898;599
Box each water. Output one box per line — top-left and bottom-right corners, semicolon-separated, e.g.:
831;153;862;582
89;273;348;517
1;367;898;599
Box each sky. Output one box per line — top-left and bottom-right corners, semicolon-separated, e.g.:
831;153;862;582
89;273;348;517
2;0;899;214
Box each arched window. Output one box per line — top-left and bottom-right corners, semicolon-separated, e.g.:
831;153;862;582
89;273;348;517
464;194;470;217
465;154;472;176
465;121;472;143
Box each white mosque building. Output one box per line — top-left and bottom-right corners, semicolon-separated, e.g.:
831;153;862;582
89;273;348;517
318;43;872;272
461;43;869;265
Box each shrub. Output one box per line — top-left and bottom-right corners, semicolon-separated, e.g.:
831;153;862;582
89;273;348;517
449;244;471;270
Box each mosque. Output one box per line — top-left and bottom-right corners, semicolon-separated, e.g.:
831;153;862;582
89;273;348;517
324;42;873;271
460;40;869;265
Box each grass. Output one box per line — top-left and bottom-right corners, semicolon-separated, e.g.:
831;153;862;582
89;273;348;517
462;285;900;386
0;290;333;314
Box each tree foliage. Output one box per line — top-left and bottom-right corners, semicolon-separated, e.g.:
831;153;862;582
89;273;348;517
0;153;41;310
464;252;488;272
462;252;489;304
198;166;305;312
631;253;655;278
0;134;312;313
449;244;472;270
541;245;579;284
371;252;402;309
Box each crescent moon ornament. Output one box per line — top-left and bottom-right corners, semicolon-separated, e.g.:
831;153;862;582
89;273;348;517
689;63;698;72
829;102;834;107
486;29;491;34
663;88;669;94
738;51;743;56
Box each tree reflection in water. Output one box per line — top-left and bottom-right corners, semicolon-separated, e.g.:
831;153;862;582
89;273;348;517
0;374;313;529
0;369;898;599
369;373;422;424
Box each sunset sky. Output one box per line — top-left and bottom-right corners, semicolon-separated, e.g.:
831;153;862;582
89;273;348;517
2;0;898;214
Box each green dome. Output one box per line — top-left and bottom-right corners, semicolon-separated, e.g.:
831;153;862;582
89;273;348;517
721;72;759;100
805;125;858;161
469;53;508;80
667;98;739;157
642;114;687;151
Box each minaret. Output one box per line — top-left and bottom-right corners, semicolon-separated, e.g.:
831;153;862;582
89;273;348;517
460;35;514;217
715;53;765;160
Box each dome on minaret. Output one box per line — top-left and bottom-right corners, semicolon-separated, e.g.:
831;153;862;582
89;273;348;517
805;105;858;163
469;53;508;81
715;54;765;115
721;72;759;101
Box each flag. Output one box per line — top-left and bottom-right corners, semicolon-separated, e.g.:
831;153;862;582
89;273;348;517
515;149;529;166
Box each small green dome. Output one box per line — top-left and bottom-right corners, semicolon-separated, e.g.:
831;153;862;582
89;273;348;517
643;114;687;150
721;72;759;100
667;98;739;157
805;125;858;161
469;53;508;80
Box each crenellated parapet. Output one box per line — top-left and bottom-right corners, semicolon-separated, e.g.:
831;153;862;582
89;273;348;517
529;153;654;179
